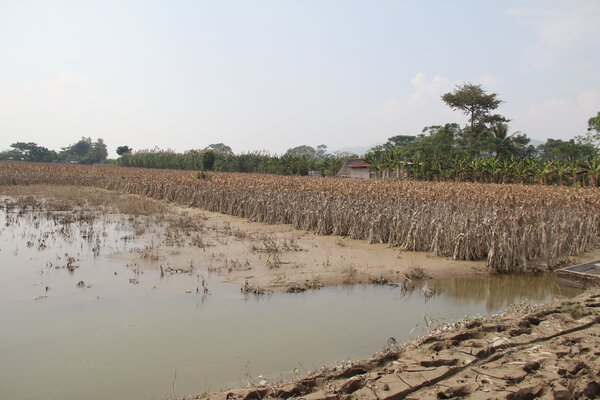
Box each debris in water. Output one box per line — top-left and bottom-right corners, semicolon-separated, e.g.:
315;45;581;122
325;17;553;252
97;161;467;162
241;280;271;295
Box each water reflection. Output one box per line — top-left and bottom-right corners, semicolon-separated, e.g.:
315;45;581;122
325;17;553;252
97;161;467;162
428;274;580;312
0;204;583;400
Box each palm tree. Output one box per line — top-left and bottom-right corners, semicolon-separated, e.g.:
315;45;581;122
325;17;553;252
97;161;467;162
489;123;528;159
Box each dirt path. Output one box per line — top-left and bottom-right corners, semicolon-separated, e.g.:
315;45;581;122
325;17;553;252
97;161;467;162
186;290;600;400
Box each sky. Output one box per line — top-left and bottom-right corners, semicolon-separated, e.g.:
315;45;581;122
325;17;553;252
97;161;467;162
0;0;599;156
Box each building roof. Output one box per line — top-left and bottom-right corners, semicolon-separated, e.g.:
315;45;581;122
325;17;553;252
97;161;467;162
336;158;372;178
345;158;371;168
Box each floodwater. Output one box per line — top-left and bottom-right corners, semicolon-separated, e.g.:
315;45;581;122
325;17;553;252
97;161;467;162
0;205;582;400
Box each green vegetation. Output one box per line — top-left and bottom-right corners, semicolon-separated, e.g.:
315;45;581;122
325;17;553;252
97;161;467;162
365;84;599;186
116;145;132;156
0;137;108;164
1;142;58;163
117;146;351;176
0;84;598;185
575;111;600;147
0;138;350;176
59;137;108;164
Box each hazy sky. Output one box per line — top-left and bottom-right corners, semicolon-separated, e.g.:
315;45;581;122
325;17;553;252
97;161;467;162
1;0;599;156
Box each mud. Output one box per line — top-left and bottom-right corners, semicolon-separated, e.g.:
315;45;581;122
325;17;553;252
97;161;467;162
1;185;598;400
191;290;600;400
0;185;487;292
4;185;600;294
120;205;484;293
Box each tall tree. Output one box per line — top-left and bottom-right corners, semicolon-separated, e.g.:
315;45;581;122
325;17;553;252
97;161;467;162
87;138;108;164
284;145;317;158
537;139;597;162
116;145;132;156
442;83;505;131
64;137;93;158
60;137;107;164
589;111;600;133
315;144;328;159
406;124;460;162
383;135;417;149
488;124;531;159
577;111;600;147
205;143;233;155
202;150;216;171
442;83;509;156
6;142;57;162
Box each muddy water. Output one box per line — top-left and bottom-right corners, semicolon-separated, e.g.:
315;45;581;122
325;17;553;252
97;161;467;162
0;207;582;400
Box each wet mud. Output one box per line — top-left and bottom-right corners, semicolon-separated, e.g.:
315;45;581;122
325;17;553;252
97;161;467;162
0;185;595;400
197;290;600;400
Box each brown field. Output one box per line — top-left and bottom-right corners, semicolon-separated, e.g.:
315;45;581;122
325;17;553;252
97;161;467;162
0;184;481;292
1;161;599;273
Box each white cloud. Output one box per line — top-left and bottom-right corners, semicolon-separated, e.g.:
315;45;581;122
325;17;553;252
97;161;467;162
512;89;600;141
508;0;600;67
407;73;452;106
358;73;465;137
359;73;598;144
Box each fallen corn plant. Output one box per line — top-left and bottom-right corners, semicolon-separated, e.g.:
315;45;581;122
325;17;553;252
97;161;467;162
1;161;598;273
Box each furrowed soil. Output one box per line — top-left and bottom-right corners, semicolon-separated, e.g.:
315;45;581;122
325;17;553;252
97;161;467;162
193;290;600;400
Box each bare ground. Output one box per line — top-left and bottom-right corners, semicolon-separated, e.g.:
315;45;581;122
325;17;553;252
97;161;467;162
121;205;487;293
3;184;600;294
0;184;487;292
3;185;600;399
183;289;600;400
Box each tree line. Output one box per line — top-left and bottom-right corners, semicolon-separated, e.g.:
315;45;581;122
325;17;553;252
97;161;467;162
364;84;600;186
0;137;108;165
0;136;353;176
1;83;599;185
116;143;353;176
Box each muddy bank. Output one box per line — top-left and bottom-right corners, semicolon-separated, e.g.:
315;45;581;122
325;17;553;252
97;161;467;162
0;184;596;399
0;185;485;292
186;290;600;400
3;162;599;274
3;184;600;294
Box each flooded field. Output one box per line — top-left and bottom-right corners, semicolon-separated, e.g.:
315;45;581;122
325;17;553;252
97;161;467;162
0;187;584;400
